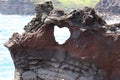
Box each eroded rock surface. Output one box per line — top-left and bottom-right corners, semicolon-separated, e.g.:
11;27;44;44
4;1;120;80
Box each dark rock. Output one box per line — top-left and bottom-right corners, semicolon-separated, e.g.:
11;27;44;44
22;71;37;80
4;1;120;80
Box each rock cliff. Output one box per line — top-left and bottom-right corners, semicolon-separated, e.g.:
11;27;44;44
0;0;35;15
4;1;120;80
95;0;120;15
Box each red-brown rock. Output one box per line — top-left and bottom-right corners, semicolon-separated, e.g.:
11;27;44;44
4;1;120;80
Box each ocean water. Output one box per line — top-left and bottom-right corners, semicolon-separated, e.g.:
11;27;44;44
0;14;71;80
0;15;33;80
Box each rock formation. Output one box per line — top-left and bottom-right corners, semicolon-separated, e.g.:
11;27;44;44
95;0;120;15
4;1;120;80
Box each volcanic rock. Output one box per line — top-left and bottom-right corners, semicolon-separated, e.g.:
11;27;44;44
4;1;120;80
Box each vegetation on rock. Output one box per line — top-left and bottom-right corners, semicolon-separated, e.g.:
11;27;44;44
30;0;99;11
0;0;99;15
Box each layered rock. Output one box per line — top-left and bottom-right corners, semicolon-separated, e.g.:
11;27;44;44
4;1;120;80
95;0;120;15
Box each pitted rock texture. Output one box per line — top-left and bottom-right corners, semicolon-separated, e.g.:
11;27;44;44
4;1;120;80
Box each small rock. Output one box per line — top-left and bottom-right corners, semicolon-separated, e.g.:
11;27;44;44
22;71;37;80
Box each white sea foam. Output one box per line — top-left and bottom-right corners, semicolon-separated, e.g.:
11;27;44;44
54;25;71;44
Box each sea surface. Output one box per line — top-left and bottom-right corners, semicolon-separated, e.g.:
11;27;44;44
0;14;71;80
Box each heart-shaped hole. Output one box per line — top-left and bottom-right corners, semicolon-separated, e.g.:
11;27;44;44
54;25;71;44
